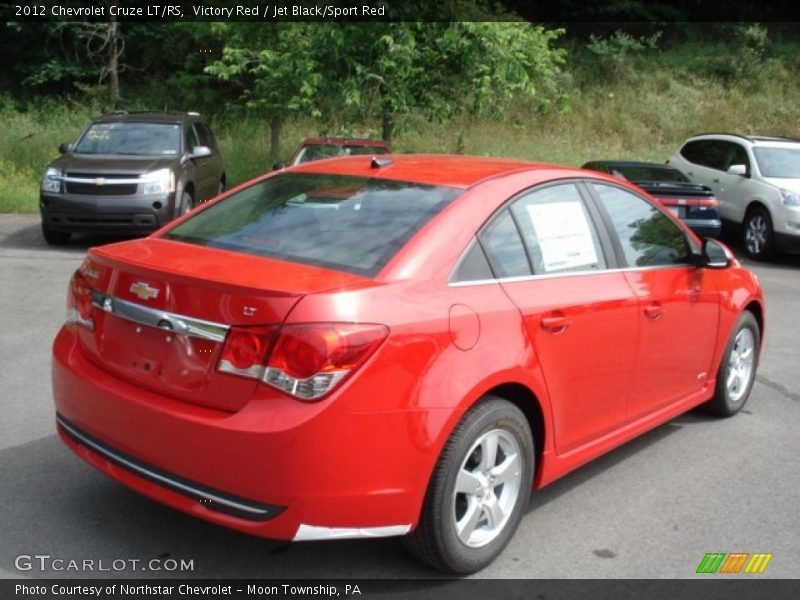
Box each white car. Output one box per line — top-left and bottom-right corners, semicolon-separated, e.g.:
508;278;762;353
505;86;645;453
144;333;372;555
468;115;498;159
668;133;800;259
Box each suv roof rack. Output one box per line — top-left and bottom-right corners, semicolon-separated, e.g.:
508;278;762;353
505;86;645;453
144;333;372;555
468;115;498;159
691;132;800;144
98;110;201;118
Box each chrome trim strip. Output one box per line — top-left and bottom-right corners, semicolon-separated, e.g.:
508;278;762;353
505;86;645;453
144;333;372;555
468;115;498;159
449;263;697;287
61;176;142;185
293;524;412;541
56;416;272;518
91;292;229;342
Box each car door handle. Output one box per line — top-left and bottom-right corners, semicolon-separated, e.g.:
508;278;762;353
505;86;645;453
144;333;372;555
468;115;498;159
541;313;572;334
644;302;665;320
713;178;720;183
687;171;694;176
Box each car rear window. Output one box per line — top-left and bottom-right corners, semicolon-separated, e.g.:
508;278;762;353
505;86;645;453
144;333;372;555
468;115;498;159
610;165;688;182
163;173;460;277
295;144;389;164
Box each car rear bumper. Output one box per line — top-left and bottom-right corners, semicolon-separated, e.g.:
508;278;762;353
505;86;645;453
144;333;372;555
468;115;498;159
40;192;174;233
51;325;427;541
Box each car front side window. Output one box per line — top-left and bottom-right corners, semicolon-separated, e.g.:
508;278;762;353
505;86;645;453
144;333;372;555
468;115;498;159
592;184;693;268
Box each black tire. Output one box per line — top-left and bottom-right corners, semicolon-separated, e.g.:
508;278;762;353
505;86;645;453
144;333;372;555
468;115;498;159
176;190;194;217
742;206;775;260
41;222;70;245
702;311;760;417
403;397;534;574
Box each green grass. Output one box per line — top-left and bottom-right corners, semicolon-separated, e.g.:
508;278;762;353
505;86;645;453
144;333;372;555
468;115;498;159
4;41;800;212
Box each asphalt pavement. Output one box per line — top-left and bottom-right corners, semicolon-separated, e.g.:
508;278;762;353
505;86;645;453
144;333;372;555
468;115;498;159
1;214;798;579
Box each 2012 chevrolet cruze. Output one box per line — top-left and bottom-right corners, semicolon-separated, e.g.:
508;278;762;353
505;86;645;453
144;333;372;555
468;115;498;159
52;155;764;573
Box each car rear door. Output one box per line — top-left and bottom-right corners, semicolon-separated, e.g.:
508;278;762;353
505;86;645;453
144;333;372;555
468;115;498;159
678;139;741;221
480;181;640;454
588;182;720;421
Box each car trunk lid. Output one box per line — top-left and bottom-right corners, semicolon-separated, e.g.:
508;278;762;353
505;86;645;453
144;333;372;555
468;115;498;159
75;238;369;412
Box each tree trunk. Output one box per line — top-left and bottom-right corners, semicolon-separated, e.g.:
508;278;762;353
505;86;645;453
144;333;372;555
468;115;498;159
270;115;283;161
381;108;394;144
107;12;120;109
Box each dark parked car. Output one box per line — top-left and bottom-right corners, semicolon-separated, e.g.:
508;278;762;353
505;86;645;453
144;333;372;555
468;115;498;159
582;160;722;238
274;137;391;169
40;111;225;244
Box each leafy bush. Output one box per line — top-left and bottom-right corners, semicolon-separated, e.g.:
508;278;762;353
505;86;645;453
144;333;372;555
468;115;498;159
586;30;662;81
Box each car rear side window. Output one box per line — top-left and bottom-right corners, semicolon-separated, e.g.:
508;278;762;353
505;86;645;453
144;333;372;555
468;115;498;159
681;140;729;170
510;183;607;275
478;210;531;278
162;173;460;277
592;184;692;268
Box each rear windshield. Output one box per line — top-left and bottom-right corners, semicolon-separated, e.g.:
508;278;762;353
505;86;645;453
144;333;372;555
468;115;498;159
609;165;688;182
75;122;181;156
294;144;389;164
163;173;461;277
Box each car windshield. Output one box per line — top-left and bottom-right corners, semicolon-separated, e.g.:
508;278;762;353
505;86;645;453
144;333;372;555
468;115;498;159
163;173;460;277
74;122;181;156
609;165;689;182
294;144;388;164
753;147;800;178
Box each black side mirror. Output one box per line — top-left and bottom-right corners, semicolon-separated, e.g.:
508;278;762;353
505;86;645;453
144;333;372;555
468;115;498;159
702;238;731;269
273;161;288;171
58;143;72;154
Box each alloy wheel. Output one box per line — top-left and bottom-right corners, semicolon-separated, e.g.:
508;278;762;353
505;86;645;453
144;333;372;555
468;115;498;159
452;428;522;548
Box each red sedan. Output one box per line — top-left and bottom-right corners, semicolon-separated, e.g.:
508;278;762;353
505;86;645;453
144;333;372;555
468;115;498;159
52;155;764;573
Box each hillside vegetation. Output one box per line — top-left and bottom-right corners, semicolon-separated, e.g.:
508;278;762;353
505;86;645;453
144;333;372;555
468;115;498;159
3;34;800;213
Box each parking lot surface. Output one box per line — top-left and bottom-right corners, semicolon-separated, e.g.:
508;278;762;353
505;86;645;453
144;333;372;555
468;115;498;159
1;214;798;579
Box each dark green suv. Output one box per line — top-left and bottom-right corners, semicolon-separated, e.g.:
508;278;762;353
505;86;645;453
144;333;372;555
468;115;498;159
40;111;225;244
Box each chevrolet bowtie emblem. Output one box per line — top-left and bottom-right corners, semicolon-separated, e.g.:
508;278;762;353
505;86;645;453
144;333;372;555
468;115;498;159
130;281;160;301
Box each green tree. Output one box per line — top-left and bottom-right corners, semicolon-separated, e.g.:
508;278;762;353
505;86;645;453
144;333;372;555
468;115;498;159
205;23;323;160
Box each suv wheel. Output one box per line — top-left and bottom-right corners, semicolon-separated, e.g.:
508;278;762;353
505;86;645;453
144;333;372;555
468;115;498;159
403;397;533;574
42;222;70;245
742;206;774;260
177;191;194;216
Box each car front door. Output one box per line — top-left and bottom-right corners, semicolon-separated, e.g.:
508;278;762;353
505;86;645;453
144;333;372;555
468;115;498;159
589;183;720;421
480;182;640;454
716;141;753;223
193;122;223;200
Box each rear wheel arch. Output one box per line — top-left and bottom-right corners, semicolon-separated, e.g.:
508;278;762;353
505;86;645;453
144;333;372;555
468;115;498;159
419;380;548;508
482;382;546;476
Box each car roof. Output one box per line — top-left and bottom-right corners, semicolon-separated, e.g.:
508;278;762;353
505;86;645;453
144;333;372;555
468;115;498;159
93;111;203;124
289;154;589;189
299;137;389;147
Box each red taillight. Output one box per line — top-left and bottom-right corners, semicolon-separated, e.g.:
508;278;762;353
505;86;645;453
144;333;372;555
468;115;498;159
218;323;388;401
218;326;277;378
66;271;94;329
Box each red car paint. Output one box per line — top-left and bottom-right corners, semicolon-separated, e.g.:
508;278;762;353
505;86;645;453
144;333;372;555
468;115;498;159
52;155;764;543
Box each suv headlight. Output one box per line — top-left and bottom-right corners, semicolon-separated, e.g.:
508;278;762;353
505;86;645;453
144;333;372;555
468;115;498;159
141;169;175;195
41;167;62;193
780;188;800;207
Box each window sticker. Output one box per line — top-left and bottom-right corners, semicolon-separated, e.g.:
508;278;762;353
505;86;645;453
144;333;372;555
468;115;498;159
526;201;598;272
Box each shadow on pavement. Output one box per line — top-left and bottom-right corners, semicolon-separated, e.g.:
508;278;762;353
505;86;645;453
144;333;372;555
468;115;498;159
0;435;442;579
0;218;136;254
